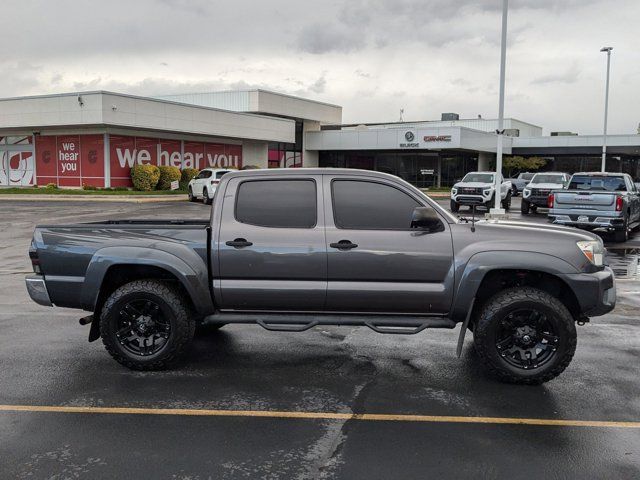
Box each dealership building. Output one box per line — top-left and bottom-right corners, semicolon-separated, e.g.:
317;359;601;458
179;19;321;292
1;89;639;188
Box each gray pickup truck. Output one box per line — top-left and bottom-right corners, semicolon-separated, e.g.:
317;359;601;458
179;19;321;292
548;172;640;243
26;169;616;384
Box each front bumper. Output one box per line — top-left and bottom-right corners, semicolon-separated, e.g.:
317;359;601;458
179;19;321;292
560;266;616;317
25;275;52;307
452;193;493;206
525;195;550;207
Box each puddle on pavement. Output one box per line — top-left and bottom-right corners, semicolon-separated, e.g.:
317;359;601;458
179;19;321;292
606;248;639;280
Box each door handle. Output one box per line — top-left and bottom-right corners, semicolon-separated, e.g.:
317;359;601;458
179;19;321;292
226;238;253;248
330;240;358;250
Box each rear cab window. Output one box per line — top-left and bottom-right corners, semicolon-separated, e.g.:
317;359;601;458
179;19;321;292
569;175;626;191
235;179;317;228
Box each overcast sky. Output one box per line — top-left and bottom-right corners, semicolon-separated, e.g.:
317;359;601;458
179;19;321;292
3;0;639;134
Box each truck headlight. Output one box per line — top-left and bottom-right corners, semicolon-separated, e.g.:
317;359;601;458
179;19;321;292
523;188;531;197
577;240;604;266
483;189;492;196
451;188;457;195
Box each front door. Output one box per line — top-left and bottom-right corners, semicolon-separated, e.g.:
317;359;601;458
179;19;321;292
217;174;326;311
324;176;455;314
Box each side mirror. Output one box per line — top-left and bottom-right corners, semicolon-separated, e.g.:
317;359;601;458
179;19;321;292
411;207;444;232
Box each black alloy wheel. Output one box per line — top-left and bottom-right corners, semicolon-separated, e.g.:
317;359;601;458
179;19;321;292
115;299;171;357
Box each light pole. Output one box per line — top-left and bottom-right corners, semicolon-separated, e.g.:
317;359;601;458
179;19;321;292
491;0;508;214
600;46;613;172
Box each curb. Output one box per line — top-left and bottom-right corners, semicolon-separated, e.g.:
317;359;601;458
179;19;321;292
0;194;187;203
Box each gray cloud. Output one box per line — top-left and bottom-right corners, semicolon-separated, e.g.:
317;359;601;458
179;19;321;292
532;65;581;85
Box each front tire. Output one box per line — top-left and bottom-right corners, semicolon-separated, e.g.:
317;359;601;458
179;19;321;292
512;185;518;197
521;199;530;214
502;192;512;211
100;280;195;370
473;287;577;384
188;187;196;202
450;199;460;213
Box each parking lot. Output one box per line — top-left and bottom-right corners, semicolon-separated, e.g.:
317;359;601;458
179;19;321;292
1;198;639;479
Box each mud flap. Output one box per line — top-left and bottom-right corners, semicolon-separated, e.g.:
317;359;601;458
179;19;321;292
456;297;475;358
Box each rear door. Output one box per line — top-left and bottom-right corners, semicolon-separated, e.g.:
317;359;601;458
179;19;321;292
216;174;326;311
323;175;454;314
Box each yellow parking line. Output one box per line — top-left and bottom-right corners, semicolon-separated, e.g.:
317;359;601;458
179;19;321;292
0;404;638;428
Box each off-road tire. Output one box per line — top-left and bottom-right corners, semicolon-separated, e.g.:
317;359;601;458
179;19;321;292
473;287;577;385
502;192;512;211
521;199;530;215
188;187;196;202
100;280;195;371
450;199;460;213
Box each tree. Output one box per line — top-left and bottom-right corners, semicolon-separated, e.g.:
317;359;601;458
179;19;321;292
498;156;547;177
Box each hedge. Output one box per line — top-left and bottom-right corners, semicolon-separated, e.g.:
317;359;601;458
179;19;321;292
157;165;182;190
130;164;160;191
180;168;200;190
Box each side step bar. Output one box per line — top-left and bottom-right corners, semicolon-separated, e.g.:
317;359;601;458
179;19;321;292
201;313;456;334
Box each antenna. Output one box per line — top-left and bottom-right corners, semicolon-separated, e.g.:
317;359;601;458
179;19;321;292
471;205;476;232
399;108;404;122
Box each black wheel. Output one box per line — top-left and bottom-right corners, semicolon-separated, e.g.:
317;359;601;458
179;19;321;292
188;187;196;202
472;287;577;384
100;280;195;370
614;219;629;243
521;199;530;215
511;185;518;197
531;205;538;213
203;188;212;205
502;192;512;211
450;199;460;213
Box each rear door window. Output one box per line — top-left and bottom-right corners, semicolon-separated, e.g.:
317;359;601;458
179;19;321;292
235;179;316;228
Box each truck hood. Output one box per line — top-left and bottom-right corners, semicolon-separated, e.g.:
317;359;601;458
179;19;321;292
454;182;493;189
526;183;565;190
451;219;601;272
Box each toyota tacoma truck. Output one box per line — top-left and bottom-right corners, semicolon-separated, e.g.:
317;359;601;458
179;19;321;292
548;172;640;243
521;172;570;214
26;169;616;384
450;172;512;212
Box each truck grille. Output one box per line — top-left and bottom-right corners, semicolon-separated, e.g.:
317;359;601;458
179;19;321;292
531;188;551;196
458;187;482;195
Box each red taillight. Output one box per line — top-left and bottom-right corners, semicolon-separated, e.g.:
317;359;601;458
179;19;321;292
211;179;220;185
616;195;623;211
548;193;554;208
29;248;41;274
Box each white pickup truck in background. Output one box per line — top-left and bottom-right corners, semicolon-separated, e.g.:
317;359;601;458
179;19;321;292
450;172;512;212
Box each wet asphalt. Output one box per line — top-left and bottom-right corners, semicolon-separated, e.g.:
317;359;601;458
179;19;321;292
0;198;638;479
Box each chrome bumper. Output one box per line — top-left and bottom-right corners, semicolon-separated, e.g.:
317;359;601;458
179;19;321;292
25;275;52;306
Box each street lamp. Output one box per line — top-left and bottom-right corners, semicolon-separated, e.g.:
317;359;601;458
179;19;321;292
491;0;509;215
600;46;613;172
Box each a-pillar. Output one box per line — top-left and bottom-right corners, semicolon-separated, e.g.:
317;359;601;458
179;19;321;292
478;152;495;172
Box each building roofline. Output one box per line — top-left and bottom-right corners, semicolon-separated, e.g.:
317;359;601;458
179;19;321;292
0;90;295;125
159;88;343;109
324;117;543;129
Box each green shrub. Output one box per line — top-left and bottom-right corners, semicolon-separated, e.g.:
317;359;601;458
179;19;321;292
113;186;129;191
82;184;97;191
130;164;160;191
45;183;58;189
240;165;260;170
180;168;200;190
157;165;182;190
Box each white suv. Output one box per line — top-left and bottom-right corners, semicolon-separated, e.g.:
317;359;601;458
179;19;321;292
450;171;512;212
188;168;234;204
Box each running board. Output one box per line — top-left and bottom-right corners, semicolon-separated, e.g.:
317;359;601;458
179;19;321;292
201;313;456;334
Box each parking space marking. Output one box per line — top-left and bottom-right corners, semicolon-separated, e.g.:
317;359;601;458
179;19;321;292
0;405;639;428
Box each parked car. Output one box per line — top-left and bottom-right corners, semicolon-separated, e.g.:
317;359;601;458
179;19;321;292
26;168;616;384
548;172;640;242
521;172;570;214
450;172;512;212
188;168;234;204
507;172;535;196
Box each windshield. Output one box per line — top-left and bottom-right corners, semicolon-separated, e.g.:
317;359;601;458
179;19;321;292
519;173;535;180
568;175;626;192
462;173;494;183
531;174;565;184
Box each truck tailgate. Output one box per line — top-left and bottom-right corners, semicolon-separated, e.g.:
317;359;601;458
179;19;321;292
555;191;616;212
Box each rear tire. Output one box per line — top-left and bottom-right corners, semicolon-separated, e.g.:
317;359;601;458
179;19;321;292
521;199;530;214
614;218;629;243
450;199;460;213
502;192;512;211
100;280;195;371
512;185;518;197
473;287;577;384
203;188;212;205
